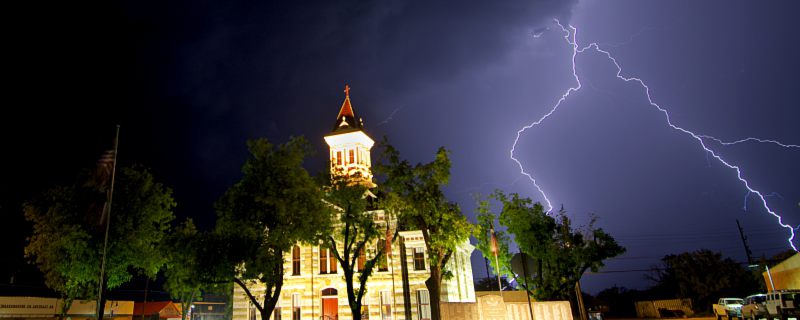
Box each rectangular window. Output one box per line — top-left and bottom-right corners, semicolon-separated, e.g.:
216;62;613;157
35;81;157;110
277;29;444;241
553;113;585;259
292;246;301;276
337;151;342;165
349;149;355;164
292;293;301;320
319;247;337;274
320;247;328;274
357;247;366;272
380;291;392;320
330;249;337;273
417;290;431;320
249;302;257;320
413;248;425;271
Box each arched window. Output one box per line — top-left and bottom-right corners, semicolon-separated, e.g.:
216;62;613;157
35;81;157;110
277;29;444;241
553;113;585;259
322;288;338;296
292;246;301;276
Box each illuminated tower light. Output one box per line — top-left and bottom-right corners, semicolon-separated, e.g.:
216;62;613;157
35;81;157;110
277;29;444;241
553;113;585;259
510;19;797;251
324;85;376;188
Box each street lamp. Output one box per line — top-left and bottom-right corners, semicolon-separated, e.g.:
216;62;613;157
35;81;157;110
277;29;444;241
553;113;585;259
749;264;776;291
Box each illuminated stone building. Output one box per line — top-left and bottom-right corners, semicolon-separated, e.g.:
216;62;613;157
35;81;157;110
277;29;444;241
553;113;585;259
232;86;475;320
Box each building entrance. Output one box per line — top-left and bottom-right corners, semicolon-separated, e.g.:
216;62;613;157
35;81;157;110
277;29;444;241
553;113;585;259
321;288;338;320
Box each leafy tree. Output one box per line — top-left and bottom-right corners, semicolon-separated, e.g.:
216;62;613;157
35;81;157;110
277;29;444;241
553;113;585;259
488;191;625;301
215;137;330;320
648;249;760;312
163;219;220;320
474;198;514;281
24;166;175;318
376;144;472;320
320;178;389;319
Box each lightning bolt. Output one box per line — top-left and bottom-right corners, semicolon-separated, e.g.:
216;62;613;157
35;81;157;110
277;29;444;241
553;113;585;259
510;19;798;251
375;106;403;127
699;135;800;149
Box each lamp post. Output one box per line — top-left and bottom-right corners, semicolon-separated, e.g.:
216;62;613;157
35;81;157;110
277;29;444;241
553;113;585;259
749;264;776;291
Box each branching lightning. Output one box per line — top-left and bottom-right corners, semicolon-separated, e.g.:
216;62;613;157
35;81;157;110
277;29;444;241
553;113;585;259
699;135;800;149
743;191;783;211
510;19;798;251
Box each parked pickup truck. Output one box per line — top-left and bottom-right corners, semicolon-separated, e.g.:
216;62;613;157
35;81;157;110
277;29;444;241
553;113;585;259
713;298;744;320
741;294;766;320
765;290;800;320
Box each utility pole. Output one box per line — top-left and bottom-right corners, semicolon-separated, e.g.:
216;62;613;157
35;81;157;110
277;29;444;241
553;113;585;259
736;219;753;265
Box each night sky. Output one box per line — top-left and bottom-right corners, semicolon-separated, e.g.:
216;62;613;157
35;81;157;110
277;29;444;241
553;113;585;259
3;0;798;294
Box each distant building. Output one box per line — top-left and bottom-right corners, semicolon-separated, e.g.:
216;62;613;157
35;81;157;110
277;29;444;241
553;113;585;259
132;301;182;320
765;252;799;290
188;301;226;320
232;86;475;320
0;296;133;320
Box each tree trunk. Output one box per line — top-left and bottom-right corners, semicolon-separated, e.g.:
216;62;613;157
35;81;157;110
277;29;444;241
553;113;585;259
234;266;283;320
344;270;362;320
260;265;284;320
97;288;107;320
58;297;73;320
425;267;443;320
180;289;196;320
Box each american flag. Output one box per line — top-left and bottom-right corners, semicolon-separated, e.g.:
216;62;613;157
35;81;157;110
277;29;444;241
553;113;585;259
97;149;115;168
92;149;115;189
490;223;498;257
94;149;115;226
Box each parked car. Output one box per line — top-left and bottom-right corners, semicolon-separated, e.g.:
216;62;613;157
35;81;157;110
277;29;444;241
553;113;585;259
741;294;767;320
714;298;744;320
765;290;800;320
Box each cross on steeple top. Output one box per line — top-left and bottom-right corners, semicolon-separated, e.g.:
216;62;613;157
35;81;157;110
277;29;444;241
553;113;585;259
344;84;351;97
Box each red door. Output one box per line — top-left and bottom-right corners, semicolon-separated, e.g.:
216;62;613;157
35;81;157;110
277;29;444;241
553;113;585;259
322;298;338;320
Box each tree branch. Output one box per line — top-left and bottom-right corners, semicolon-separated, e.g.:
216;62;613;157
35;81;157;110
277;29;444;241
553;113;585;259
233;278;263;314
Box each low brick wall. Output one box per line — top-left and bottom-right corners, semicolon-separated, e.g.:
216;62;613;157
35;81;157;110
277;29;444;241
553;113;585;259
440;293;572;320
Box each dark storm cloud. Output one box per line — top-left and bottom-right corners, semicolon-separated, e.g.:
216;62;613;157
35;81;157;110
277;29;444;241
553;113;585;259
129;0;579;212
7;0;796;294
162;0;577;127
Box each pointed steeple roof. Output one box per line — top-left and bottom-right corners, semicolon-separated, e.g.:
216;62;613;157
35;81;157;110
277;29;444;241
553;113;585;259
332;84;364;133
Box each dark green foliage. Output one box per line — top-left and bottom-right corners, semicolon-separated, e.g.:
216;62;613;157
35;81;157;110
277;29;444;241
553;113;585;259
163;219;223;320
24;166;175;316
375;143;472;320
487;191;625;301
215;137;330;320
321;179;387;320
649;249;761;312
474;198;514;280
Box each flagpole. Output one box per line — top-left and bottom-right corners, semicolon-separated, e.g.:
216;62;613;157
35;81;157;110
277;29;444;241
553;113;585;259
96;125;120;320
387;222;398;320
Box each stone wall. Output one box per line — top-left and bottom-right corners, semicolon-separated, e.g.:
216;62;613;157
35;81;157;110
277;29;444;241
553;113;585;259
440;294;573;320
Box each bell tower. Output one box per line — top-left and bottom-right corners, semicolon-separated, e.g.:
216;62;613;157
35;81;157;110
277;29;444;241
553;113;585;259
323;85;375;187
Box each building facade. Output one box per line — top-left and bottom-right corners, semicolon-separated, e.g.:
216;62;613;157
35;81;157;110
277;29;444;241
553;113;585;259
232;86;475;320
